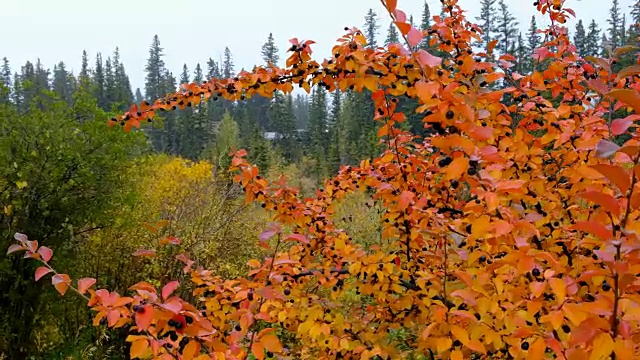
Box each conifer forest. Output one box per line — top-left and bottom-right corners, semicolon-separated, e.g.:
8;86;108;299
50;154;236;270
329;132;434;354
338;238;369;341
3;0;640;359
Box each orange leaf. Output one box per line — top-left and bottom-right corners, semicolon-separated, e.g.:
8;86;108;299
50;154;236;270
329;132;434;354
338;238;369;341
130;338;149;359
182;340;201;360
77;278;96;294
261;333;283;353
414;80;439;102
577;191;621;216
607;89;640;113
385;0;397;13
445;157;469;181
35;266;53;281
571;221;612;240
548;278;566;303
450;350;464;360
251;341;265;360
395;21;411;36
589;164;631;194
51;273;71;296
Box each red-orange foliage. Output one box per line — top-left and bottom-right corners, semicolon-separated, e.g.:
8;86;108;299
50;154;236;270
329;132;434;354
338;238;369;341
8;0;640;359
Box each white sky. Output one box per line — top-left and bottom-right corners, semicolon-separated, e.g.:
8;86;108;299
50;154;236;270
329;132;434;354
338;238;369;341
0;0;635;92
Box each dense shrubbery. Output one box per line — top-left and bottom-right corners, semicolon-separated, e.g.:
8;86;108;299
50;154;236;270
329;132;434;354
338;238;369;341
8;0;640;359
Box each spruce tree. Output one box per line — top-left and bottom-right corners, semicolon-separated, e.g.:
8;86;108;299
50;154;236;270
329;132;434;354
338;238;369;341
608;0;622;48
93;53;106;109
112;47;133;108
385;22;400;45
104;57;115;108
1;58;11;104
419;1;432;50
307;86;328;174
79;50;90;82
495;0;518;55
52;61;73;104
476;0;497;53
134;88;143;104
601;33;611;56
144;35;167;101
327;91;342;173
222;47;234;79
269;91;298;161
574;20;587;57
293;94;309;130
12;72;22;109
632;0;640;27
364;9;380;49
193;63;203;84
586;20;601;56
261;33;280;66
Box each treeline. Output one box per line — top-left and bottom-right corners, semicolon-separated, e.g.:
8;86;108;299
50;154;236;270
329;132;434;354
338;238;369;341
2;1;639;179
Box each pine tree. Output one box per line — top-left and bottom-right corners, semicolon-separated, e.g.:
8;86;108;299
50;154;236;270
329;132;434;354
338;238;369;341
193;63;203;84
222;47;234;79
307;86;328;174
145;35;168;152
495;0;518;55
608;0;622;48
261;33;280;66
104;57;115;108
93;53;106;109
145;35;167;101
574;20;588;57
385;22;400;45
80;50;90;82
134;88;143;104
52;61;74;104
364;9;380;49
476;0;497;53
586;20;601;56
1;58;11;104
419;1;432;50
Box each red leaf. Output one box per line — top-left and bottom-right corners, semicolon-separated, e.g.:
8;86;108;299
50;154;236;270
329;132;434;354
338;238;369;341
35;266;53;281
285;233;308;244
596;140;621;158
577;191;621;216
385;0;397;13
407;27;423;47
590;164;631;194
398;191;415;211
14;232;28;243
416;49;442;68
77;278;96;294
132;249;156;257
51;273;71;296
162;280;180;301
611;118;633;135
37;246;53;262
6;244;25;255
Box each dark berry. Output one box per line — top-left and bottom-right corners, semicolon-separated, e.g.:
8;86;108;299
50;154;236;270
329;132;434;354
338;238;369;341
521;341;530;350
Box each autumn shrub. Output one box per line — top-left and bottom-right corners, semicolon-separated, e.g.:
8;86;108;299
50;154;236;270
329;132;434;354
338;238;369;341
9;0;640;359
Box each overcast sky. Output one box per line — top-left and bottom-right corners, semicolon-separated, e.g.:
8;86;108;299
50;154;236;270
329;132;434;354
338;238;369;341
1;0;635;93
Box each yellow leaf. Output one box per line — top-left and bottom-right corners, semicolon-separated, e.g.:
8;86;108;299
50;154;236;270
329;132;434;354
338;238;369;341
436;337;452;353
450;350;464;360
450;325;469;344
129;339;149;359
15;181;27;189
589;332;614;360
548;278;566;303
445;157;469;181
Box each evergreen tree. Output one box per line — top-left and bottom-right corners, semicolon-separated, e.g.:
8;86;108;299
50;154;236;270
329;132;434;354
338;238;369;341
574;20;588;57
1;58;11;104
525;16;541;72
144;35;168;152
608;0;622;48
80;50;90;82
134;88;143;104
476;0;497;53
327;91;342;173
419;1;432;50
385;22;400;45
364;9;380;49
293;94;309;130
601;32;611;56
193;63;204;84
270;92;298;161
104;57;115;107
208;111;239;170
514;33;526;74
632;0;640;27
93;53;106;109
144;35;167;101
12;72;22;109
52;61;74;104
180;64;190;85
206;58;220;79
586;20;601;56
307;86;328;174
222;47;234;79
261;33;280;66
495;0;518;55
112;47;133;108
